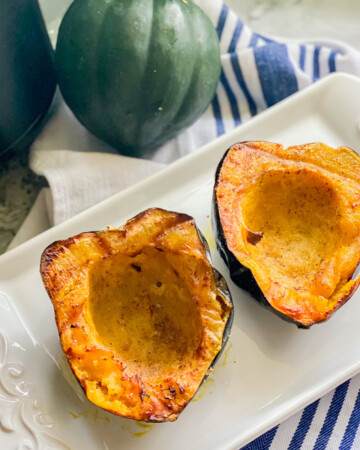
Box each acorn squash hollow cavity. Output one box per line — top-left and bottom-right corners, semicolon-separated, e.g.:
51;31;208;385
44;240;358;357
213;141;360;328
41;208;233;422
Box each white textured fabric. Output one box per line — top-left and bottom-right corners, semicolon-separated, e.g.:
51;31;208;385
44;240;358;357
30;91;165;225
31;136;164;225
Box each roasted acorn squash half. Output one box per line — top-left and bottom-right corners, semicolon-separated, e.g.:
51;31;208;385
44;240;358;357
41;208;233;422
213;141;360;328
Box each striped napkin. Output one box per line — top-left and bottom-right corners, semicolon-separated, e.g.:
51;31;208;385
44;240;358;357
28;1;360;448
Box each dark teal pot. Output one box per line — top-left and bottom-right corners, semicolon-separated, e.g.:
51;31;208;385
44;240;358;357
0;0;56;157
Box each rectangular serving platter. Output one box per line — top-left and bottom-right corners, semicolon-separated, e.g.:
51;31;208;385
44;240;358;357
1;73;360;449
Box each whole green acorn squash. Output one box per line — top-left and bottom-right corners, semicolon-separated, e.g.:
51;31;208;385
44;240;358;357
55;0;221;157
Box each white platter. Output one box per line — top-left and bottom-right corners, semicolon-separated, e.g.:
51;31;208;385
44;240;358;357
2;73;360;450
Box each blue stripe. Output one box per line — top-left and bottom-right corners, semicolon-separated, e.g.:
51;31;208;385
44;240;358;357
249;33;259;48
211;3;229;136
339;388;360;449
289;400;320;449
314;380;350;450
254;44;299;107
313;45;321;81
228;18;243;53
329;50;337;72
299;45;306;71
230;53;257;116
220;70;241;126
211;94;225;136
216;3;228;39
241;425;278;450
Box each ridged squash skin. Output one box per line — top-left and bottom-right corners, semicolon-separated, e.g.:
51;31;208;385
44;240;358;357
55;0;221;157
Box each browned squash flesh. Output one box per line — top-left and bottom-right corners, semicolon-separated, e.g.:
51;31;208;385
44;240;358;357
216;142;360;327
40;208;232;422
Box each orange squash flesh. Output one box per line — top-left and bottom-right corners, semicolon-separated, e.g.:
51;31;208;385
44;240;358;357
41;208;233;421
215;142;360;327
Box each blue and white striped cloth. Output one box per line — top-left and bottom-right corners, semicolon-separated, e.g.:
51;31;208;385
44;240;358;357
29;2;360;448
184;0;360;161
244;377;360;449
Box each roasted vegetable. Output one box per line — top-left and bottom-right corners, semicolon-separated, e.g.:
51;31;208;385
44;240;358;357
55;0;221;158
41;208;233;422
213;141;360;328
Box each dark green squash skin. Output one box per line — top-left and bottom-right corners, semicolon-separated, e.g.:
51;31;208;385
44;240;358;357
55;0;221;158
195;228;234;392
212;144;309;329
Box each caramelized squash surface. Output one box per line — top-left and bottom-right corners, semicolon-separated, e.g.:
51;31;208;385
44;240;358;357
89;249;204;376
214;142;360;327
41;208;233;421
